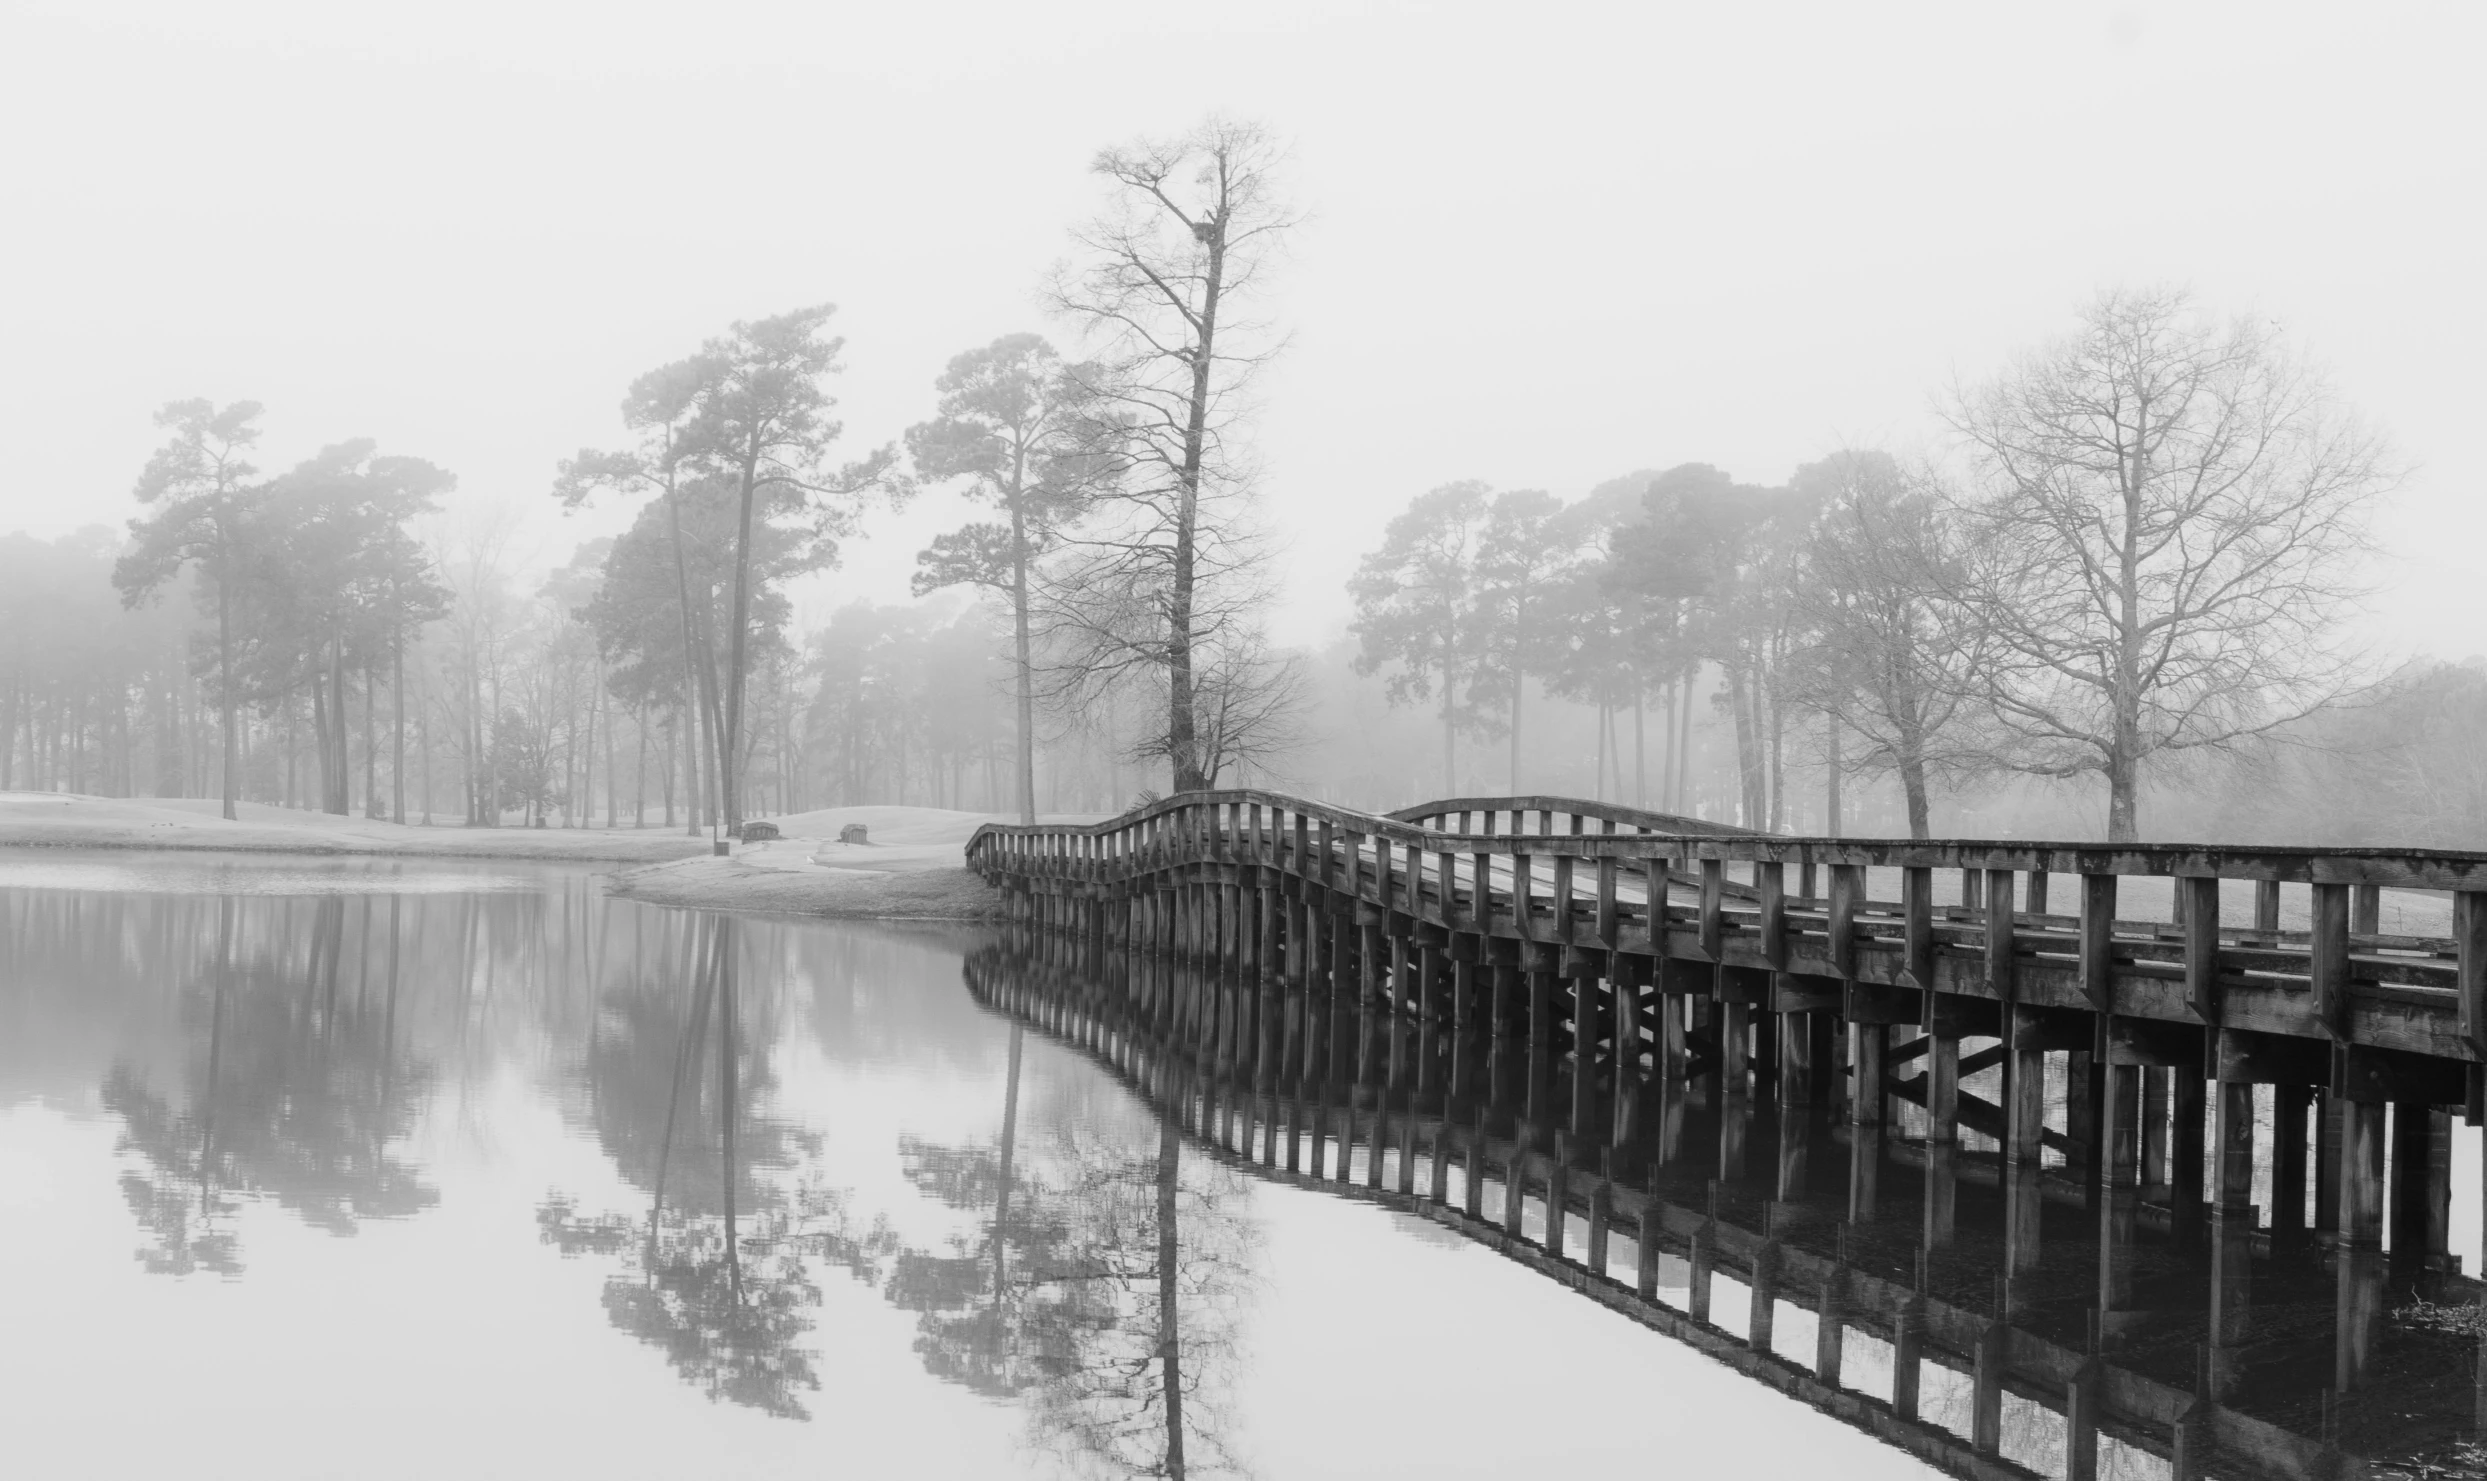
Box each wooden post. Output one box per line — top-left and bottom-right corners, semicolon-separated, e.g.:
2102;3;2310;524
1891;1292;1924;1419
2339;1097;2386;1249
2080;873;2117;1013
1972;1312;2006;1456
1984;867;2016;1005
1814;1262;1845;1384
1758;861;1787;969
2209;1079;2257;1364
2390;1100;2452;1269
1779;1007;1814;1108
2182;876;2223;1028
1748;1238;1780;1352
2272;1081;2312;1250
1903;866;1935;1007
2172;1068;2207;1247
1926;1033;1959;1144
1586;1163;1611;1276
1849;1021;1885;1127
2310;882;2352;1040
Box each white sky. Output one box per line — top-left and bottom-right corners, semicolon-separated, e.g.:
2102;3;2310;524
4;0;2481;656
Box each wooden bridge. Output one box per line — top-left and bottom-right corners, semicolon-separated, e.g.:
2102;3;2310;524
966;790;2487;1481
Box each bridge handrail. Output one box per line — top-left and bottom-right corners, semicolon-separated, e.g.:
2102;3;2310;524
1387;794;1759;838
967;788;2487;891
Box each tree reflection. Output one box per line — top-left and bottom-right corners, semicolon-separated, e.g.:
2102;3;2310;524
541;914;825;1419
1020;1079;1258;1481
885;1024;1121;1398
898;946;1265;1478
105;896;435;1272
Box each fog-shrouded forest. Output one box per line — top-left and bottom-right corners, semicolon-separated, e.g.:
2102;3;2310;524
2;118;2467;850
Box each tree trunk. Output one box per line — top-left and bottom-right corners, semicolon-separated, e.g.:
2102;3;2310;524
993;1023;1021;1299
2106;748;2139;843
391;627;406;824
363;655;378;818
1897;723;1932;841
310;671;331;814
603;667;618;829
1766;673;1785;832
1633;693;1645;808
1506;595;1527;794
656;478;723;836
1594;702;1609;802
1010;503;1039;825
1826;716;1843;838
217;543;238;821
1156;1105;1186;1479
1727;664;1764;829
721;462;760;833
1676;673;1695;815
1164;222;1228;797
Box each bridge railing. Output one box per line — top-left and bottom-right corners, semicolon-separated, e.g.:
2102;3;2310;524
966;789;2487;1064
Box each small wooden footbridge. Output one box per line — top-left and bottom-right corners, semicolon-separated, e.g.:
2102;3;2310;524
966;790;2487;1481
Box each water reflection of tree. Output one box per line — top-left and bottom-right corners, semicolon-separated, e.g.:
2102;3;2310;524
104;897;436;1272
1023;1089;1259;1481
541;915;825;1420
883;969;1263;1480
885;1025;1120;1398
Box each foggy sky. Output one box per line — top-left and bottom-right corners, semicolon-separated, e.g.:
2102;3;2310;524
5;1;2480;657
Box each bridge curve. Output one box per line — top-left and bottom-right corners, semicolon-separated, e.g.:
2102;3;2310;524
966;790;2487;1476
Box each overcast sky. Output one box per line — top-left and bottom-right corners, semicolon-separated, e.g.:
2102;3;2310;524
4;1;2480;656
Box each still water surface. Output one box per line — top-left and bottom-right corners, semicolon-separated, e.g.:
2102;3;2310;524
0;853;1935;1479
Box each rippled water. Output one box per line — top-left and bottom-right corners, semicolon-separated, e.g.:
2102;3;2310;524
0;852;1931;1480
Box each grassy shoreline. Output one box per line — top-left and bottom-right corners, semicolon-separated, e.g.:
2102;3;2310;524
0;792;1013;920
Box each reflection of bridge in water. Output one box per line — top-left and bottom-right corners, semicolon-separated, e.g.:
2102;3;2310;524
967;791;2487;1480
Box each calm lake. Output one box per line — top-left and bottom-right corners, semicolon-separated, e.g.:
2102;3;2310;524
0;853;1933;1480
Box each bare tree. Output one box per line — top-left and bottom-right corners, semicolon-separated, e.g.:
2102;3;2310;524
1186;631;1308;789
1945;287;2397;841
1046;117;1296;793
1783;449;1992;838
